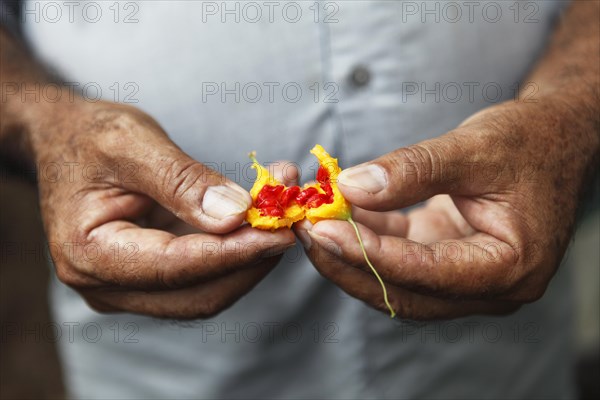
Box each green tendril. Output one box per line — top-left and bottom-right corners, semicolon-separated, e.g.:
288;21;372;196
347;217;396;318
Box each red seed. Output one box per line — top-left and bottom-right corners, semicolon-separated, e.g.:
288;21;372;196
306;193;333;209
317;166;330;184
280;186;301;207
321;183;334;197
296;187;319;205
258;184;285;198
256;197;279;208
256;184;285;207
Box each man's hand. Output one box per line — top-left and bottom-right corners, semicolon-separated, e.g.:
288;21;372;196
296;98;598;319
295;0;598;320
32;100;295;319
0;29;295;319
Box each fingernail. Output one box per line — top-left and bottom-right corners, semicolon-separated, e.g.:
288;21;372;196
202;185;250;220
296;222;313;250
307;230;342;257
338;164;387;194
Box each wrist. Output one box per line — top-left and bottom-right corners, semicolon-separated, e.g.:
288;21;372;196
533;93;600;158
1;86;97;168
29;95;91;151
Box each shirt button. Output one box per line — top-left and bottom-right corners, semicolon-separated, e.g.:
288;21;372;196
349;65;371;87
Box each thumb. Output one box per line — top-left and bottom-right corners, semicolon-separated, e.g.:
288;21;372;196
337;132;481;211
123;142;251;234
269;160;300;186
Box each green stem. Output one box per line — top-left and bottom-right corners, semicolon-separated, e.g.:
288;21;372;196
248;151;258;164
347;217;396;318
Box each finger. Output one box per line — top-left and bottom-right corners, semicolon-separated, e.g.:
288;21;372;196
336;129;497;211
269;160;300;186
309;220;519;300
294;209;406;250
404;195;475;243
304;233;518;320
98;111;251;234
293;218;314;250
350;207;409;236
293;208;408;251
82;258;278;319
69;223;295;291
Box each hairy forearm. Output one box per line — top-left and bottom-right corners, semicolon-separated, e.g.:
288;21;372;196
517;0;599;199
526;0;599;99
0;28;87;170
1;29;42;165
522;0;600;136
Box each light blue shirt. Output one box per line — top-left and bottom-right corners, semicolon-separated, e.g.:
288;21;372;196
22;1;574;398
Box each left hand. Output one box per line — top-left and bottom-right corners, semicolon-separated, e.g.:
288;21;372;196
296;100;598;320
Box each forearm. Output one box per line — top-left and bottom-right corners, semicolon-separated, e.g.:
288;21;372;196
0;28;85;170
516;0;599;201
524;0;599;101
520;0;600;145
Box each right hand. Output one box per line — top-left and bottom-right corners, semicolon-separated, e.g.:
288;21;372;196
32;100;295;319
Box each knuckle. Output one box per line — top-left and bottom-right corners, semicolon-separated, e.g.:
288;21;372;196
396;144;440;184
155;267;188;290
151;265;170;289
393;298;415;320
489;265;517;294
197;298;223;319
494;259;552;303
84;298;117;314
54;264;84;288
89;106;166;166
522;286;547;303
92;110;142;149
474;246;522;298
159;159;206;204
154;244;194;289
510;280;549;303
93;106;158;136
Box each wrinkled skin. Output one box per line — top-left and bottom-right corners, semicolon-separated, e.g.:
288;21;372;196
0;0;597;321
33;101;295;319
295;100;598;320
